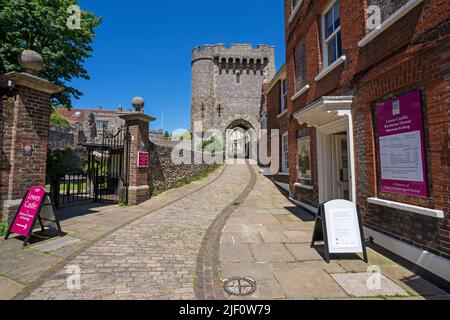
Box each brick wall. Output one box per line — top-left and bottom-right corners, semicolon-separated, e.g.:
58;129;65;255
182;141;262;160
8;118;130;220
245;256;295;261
1;86;52;221
355;43;450;259
290;122;319;208
0;98;5;219
283;0;450;258
265;66;290;185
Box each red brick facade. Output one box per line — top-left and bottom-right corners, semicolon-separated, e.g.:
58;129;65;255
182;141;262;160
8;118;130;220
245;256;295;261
1;74;61;222
273;0;450;259
119;114;154;205
265;65;290;186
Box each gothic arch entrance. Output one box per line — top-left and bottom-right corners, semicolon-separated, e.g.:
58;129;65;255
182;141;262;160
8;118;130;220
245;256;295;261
225;119;256;161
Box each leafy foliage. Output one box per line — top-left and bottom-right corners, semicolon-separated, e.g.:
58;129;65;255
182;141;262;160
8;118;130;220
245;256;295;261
50;105;71;127
0;221;7;237
46;148;83;177
200;137;224;153
0;0;102;108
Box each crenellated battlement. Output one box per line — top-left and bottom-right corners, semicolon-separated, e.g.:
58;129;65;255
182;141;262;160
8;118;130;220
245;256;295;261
192;43;275;64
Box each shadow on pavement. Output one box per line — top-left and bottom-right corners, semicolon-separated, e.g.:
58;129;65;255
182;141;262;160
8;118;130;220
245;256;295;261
56;202;118;221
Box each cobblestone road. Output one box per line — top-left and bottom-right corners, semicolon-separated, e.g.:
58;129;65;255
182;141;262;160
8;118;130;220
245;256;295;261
27;165;251;300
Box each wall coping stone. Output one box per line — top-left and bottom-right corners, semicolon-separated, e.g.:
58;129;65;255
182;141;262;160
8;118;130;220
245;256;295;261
0;72;63;94
368;197;444;219
119;112;156;123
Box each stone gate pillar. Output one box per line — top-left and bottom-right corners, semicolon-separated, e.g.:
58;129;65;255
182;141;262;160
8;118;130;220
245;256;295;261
0;50;62;223
119;97;155;205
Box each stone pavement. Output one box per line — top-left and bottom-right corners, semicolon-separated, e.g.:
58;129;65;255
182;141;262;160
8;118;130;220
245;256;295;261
1;164;226;300
219;166;450;300
2;164;449;300
25;164;251;300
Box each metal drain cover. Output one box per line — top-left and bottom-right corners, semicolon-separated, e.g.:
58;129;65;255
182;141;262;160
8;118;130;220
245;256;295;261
223;277;257;296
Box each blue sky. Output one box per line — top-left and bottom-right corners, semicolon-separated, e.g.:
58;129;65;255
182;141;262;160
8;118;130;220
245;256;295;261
72;0;286;132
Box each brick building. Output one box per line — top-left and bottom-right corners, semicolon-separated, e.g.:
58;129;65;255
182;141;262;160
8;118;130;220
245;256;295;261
265;64;292;188
269;0;450;281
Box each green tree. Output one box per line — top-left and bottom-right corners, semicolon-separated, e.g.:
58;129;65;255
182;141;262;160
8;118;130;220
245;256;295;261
50;105;71;127
0;0;102;108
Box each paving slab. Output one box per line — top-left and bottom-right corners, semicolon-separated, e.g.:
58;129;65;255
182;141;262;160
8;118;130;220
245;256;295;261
259;231;290;243
0;276;25;300
250;244;295;262
337;258;370;273
285;243;324;261
30;236;82;253
248;215;280;226
331;273;410;298
275;268;348;299
238;279;285;300
231;232;264;244
380;265;449;297
270;261;345;274
280;221;314;231
283;231;311;243
221;262;276;281
220;244;255;263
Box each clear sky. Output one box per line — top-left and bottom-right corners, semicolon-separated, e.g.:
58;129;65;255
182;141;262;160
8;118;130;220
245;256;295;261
72;0;286;132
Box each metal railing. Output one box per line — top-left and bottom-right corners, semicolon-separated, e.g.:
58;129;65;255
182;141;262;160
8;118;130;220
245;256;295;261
50;173;94;208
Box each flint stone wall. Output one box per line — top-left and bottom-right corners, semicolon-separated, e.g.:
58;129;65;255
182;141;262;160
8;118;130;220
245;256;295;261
149;141;218;192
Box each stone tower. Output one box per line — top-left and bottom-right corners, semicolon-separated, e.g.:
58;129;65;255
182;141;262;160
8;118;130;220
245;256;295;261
190;44;275;135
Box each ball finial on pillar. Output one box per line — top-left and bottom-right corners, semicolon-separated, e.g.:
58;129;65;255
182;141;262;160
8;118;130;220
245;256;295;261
18;50;44;74
132;97;145;113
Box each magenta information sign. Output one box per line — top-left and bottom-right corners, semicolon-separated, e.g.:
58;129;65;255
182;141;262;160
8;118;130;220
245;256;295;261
10;186;46;237
137;151;149;168
375;90;428;198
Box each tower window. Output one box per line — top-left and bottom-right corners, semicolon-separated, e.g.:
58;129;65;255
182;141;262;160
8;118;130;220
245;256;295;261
236;72;241;84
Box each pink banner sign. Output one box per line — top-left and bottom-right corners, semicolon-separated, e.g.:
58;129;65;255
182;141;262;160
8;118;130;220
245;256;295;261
10;186;46;237
137;151;149;168
376;90;428;198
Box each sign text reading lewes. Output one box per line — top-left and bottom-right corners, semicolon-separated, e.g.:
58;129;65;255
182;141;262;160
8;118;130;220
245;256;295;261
10;186;46;237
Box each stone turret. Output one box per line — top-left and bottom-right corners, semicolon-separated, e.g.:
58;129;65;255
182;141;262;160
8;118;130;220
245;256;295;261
190;44;275;134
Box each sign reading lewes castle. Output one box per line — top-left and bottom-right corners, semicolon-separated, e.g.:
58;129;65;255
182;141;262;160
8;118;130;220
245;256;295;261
376;90;428;198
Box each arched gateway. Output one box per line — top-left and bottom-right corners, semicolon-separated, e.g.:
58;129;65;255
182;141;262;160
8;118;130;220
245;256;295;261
225;119;256;160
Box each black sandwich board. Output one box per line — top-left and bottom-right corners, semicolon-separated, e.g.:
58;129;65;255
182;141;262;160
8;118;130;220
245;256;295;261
311;199;368;263
4;186;62;247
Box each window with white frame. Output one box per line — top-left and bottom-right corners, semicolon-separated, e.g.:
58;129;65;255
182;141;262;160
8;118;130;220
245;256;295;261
96;120;109;130
292;0;301;10
280;79;288;113
321;1;342;67
282;134;289;173
297;132;312;185
294;38;307;91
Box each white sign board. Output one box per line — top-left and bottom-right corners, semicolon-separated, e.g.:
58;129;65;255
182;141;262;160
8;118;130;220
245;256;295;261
379;131;424;182
323;200;363;254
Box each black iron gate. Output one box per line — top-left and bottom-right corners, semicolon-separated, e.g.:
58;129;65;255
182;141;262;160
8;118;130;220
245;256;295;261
51;127;131;208
91;127;131;204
